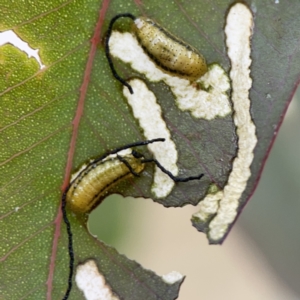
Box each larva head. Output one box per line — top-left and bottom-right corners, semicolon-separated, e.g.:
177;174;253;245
66;152;145;214
122;153;145;174
133;17;208;81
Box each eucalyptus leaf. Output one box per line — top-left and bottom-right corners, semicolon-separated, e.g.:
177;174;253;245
1;1;299;299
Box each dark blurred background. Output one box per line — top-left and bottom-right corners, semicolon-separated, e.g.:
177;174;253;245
89;89;300;300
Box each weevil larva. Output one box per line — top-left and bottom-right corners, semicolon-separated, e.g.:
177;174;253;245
61;137;204;299
105;13;208;94
66;151;145;214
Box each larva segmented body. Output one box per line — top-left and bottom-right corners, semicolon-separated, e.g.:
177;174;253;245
105;13;208;94
61;137;204;299
133;17;208;81
66;153;144;214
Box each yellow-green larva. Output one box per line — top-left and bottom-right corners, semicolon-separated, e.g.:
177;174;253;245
133;17;208;81
66;152;144;214
61;137;204;299
105;13;208;94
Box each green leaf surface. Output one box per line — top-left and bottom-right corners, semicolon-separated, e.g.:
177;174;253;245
0;0;299;299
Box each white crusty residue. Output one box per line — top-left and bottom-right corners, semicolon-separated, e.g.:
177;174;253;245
162;271;184;284
109;31;231;120
134;18;144;29
75;260;119;300
123;79;178;198
192;191;224;223
193;3;257;242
